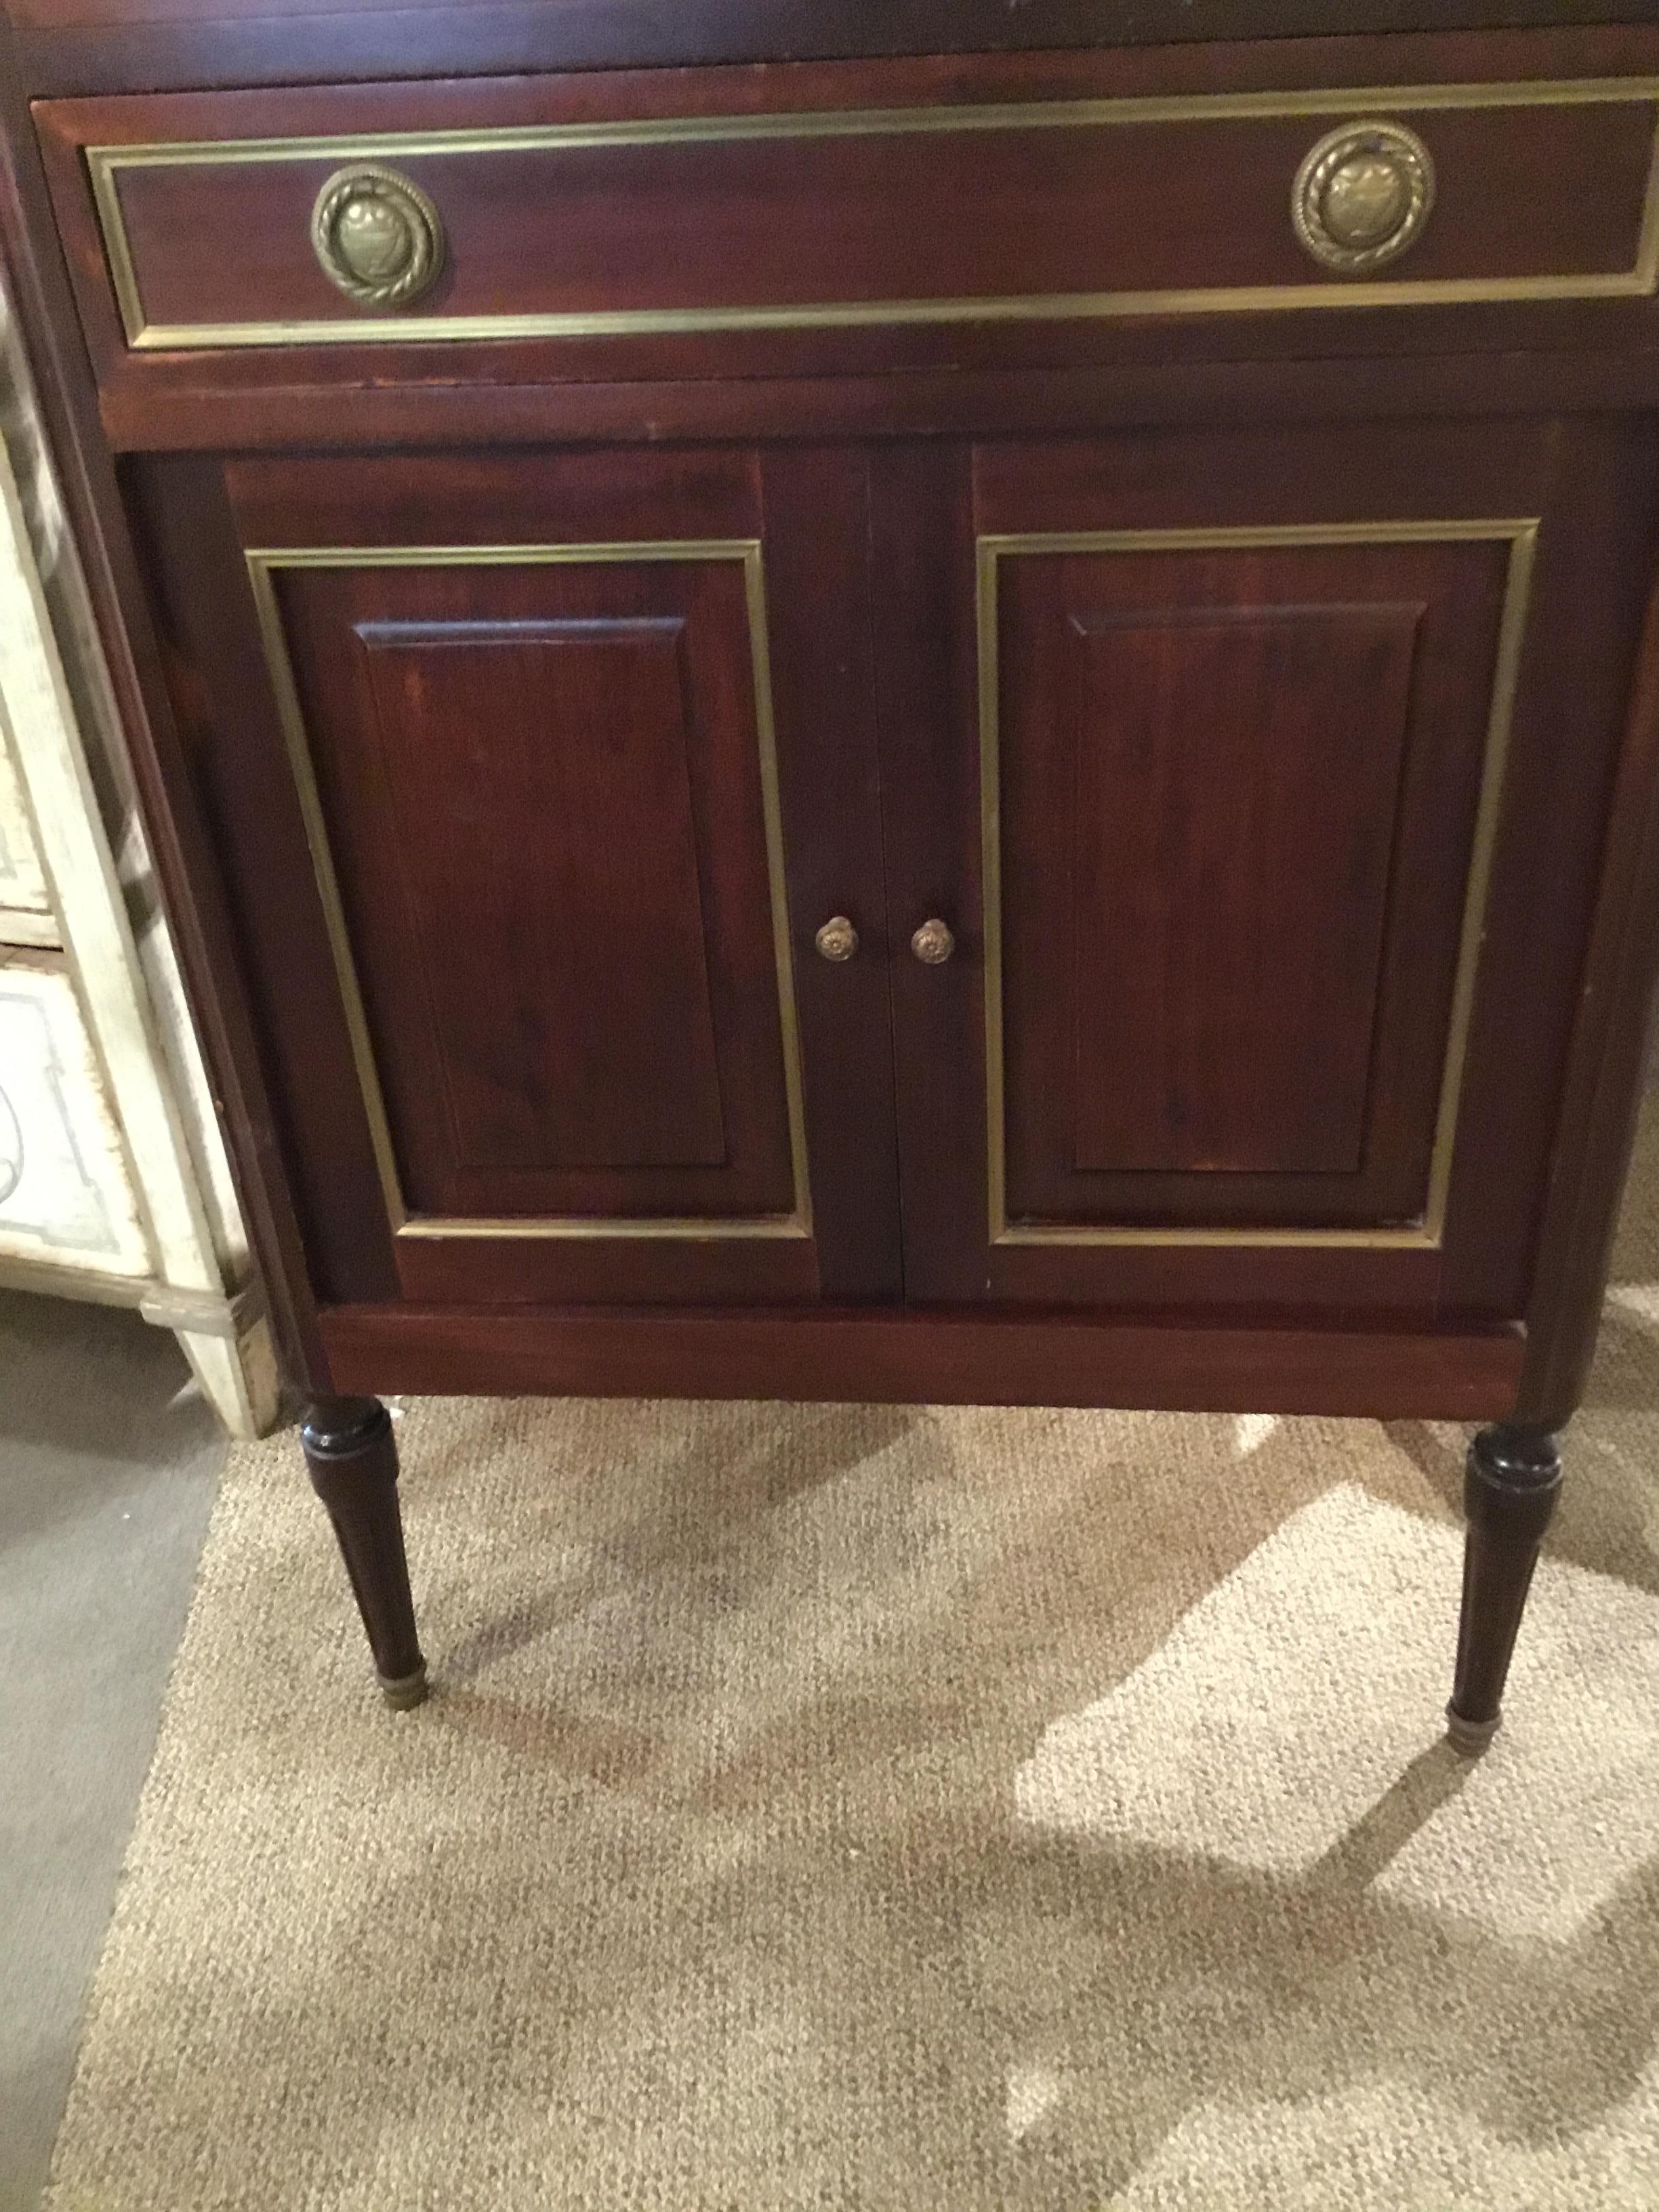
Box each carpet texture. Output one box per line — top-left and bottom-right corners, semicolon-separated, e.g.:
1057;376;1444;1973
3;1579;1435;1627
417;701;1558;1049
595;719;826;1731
42;1105;1659;2210
0;1292;222;2212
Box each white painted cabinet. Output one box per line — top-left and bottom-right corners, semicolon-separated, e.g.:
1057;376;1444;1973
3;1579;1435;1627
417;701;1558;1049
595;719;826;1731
0;956;148;1273
0;283;277;1437
0;714;52;937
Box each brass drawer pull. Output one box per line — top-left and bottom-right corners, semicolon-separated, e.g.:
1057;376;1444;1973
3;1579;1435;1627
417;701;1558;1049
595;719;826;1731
910;918;956;966
311;163;447;310
1292;121;1435;274
815;914;859;962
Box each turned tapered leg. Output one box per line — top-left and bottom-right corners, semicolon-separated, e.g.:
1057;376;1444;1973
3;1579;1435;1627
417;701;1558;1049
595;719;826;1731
301;1396;428;1710
1446;1422;1563;1755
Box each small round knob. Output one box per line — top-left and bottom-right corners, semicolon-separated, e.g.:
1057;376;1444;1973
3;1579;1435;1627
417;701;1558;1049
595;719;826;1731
815;915;859;962
1292;121;1434;274
910;918;956;966
311;164;446;310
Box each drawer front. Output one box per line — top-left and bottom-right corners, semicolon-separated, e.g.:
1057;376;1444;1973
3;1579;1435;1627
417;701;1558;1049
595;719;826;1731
0;954;148;1275
36;37;1659;361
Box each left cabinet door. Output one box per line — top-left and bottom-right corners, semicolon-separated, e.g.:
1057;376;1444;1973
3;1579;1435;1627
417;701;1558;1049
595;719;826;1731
131;447;901;1308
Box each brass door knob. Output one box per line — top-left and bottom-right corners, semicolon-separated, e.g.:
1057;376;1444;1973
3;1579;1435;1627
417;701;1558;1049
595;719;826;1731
815;915;859;962
910;918;956;966
1292;121;1434;274
312;163;447;310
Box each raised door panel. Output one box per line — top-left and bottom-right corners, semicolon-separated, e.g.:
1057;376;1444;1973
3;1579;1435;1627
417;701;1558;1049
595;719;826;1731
1059;599;1418;1179
131;445;901;1309
991;531;1511;1235
355;612;729;1179
878;421;1656;1315
266;552;799;1231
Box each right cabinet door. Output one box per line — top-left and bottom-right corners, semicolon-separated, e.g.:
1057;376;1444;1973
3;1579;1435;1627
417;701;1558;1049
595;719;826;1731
876;422;1659;1314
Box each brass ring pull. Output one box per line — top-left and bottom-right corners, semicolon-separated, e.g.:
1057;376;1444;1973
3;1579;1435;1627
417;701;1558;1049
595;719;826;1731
815;915;859;962
311;163;447;310
1292;121;1435;275
910;918;956;966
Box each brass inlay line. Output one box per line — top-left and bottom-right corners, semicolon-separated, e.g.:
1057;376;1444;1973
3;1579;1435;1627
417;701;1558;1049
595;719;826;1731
245;538;813;1245
976;518;1540;1251
83;75;1659;350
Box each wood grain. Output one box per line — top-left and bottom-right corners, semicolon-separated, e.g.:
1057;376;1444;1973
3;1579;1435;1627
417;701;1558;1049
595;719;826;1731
73;101;1654;338
1062;601;1419;1179
995;531;1507;1231
278;554;798;1225
1517;521;1659;1427
317;1298;1525;1420
8;9;1659;1444
16;15;1656;108
12;0;1659;1736
357;613;729;1174
32;28;1659;401
126;443;913;1308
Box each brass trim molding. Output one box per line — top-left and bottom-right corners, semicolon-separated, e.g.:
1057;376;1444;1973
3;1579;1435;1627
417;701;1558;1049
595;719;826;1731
85;75;1659;351
245;539;813;1245
975;517;1540;1251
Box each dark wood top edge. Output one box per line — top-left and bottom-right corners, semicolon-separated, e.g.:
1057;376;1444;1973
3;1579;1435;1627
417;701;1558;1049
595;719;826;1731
7;3;1655;101
92;348;1659;457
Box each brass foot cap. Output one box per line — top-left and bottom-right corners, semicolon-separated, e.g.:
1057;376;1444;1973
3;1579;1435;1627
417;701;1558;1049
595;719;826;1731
379;1664;430;1712
1445;1701;1500;1757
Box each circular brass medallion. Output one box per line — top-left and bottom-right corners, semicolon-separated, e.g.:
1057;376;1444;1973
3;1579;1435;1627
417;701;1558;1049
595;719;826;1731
815;915;859;962
910;918;956;966
310;163;446;310
1292;121;1435;275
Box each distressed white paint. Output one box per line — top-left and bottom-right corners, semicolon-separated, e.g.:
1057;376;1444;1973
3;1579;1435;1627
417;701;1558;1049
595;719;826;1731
0;292;275;1437
136;903;250;1277
0;956;148;1271
0;703;52;930
177;1313;282;1443
0;419;216;1285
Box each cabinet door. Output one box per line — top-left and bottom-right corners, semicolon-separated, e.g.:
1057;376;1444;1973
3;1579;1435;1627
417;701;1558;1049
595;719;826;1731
135;447;900;1309
877;422;1658;1314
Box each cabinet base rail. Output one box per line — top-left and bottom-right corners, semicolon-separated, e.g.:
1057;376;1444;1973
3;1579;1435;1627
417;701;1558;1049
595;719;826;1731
316;1303;1524;1420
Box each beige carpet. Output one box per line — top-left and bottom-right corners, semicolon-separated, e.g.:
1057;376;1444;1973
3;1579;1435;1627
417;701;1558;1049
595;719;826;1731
43;1108;1659;2210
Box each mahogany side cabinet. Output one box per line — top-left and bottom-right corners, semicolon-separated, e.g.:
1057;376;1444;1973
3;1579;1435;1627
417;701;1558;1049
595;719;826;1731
5;0;1659;1742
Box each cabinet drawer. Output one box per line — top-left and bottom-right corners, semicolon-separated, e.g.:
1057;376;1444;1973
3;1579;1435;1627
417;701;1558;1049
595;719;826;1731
0;954;148;1275
36;37;1659;363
